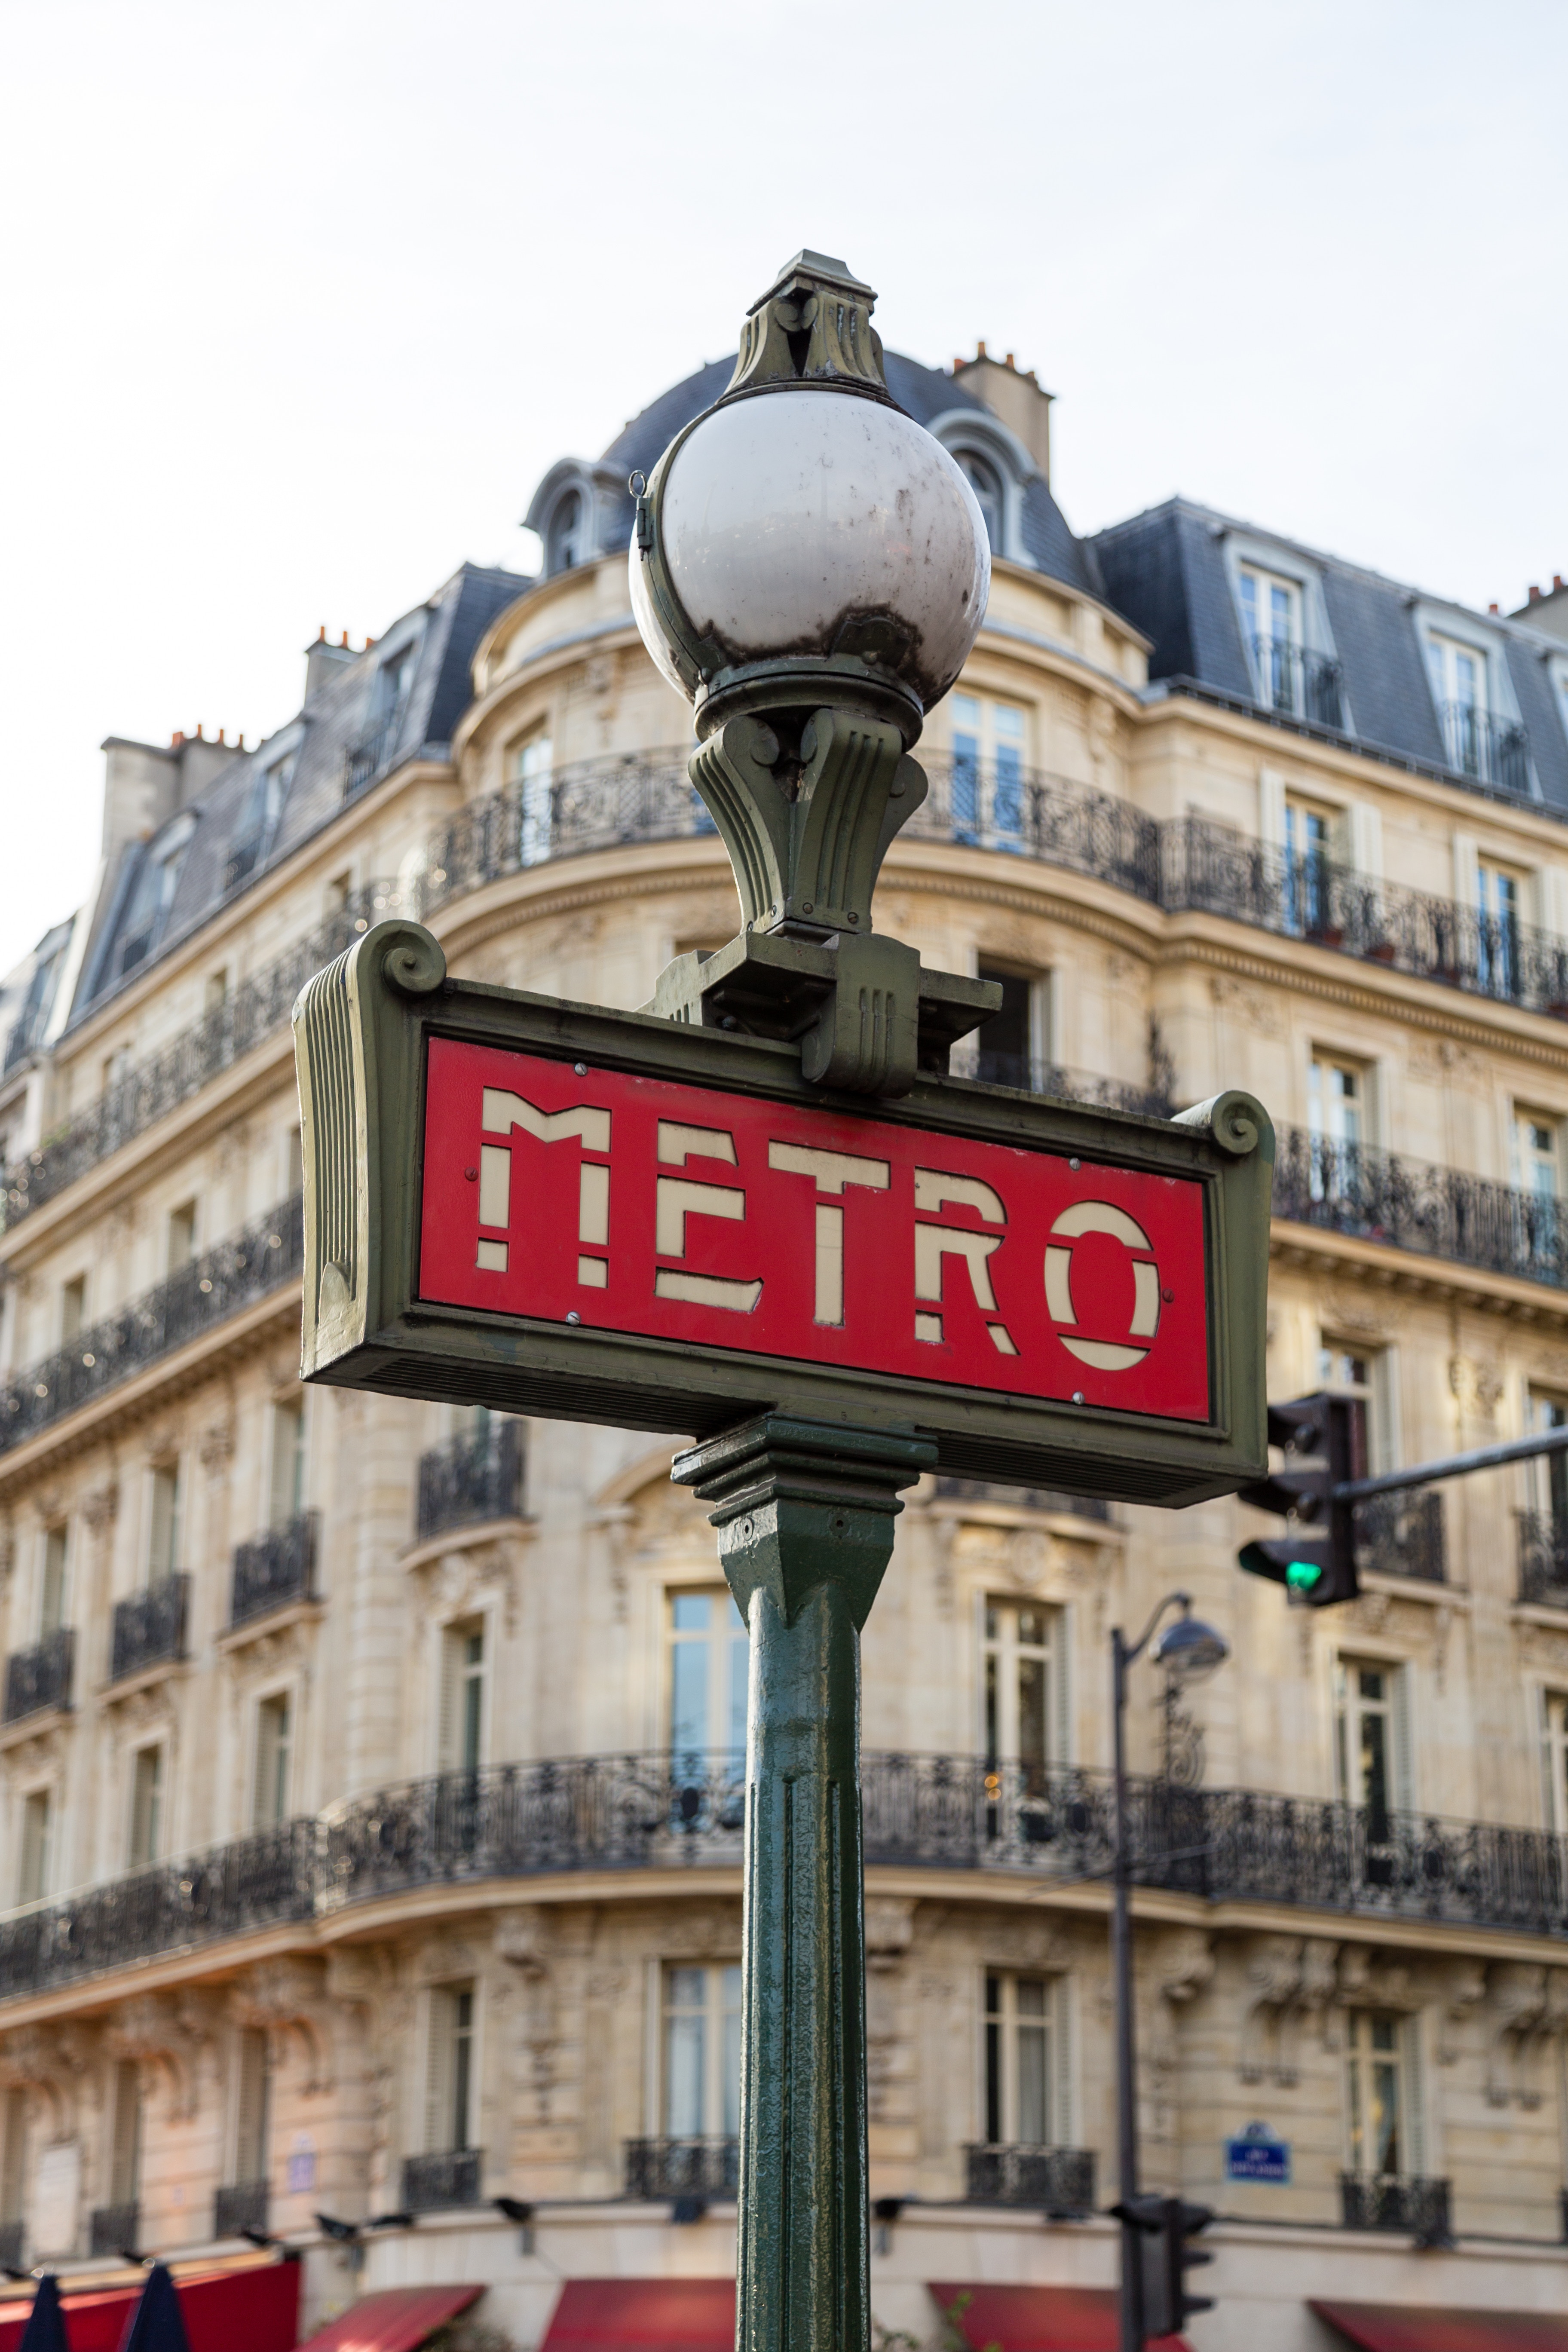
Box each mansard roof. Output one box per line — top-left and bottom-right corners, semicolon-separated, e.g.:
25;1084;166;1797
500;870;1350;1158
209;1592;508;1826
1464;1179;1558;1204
1090;497;1568;815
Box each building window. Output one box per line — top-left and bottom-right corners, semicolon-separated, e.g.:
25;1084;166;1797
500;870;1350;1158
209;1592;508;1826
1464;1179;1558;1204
129;1746;164;1868
668;1589;748;1766
166;1201;197;1274
439;1621;486;1774
545;492;584;576
0;2087;25;2233
269;1399;306;1528
17;1791;50;1905
39;1524;67;1639
101;1045;131;1097
947;695;1027;842
1345;2011;1405;2179
662;1963;742;2141
512;730;554;863
955;452;1003;552
1427;635;1488;777
1513;1111;1559;1204
378;640;420;722
984;1972;1059;2145
253;1695;292;1830
425;1984;476;2153
984;1600;1059;1779
1335;1657;1406;1836
1528;1391;1568;1524
1541;1691;1568;1833
147;1464;182;1585
233;2028;270;2187
1318;1340;1393;1477
109;2061;142;2211
1239;565;1303;712
59;1275;86;1346
1476;860;1522;996
1281;798;1335;934
974;965;1040;1089
1308;1055;1364;1152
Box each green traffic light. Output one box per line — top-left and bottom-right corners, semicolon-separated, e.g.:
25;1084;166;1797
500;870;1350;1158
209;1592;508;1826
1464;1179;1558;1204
1286;1559;1324;1592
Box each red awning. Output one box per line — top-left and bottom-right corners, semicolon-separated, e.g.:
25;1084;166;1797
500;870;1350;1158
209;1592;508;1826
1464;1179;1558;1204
1313;2301;1568;2352
0;2259;299;2352
297;2283;484;2352
932;2281;1188;2352
541;2280;737;2352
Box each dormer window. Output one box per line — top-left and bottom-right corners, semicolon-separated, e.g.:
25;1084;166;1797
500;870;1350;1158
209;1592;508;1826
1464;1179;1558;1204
955;453;1003;553
1427;633;1488;779
547;491;584;576
1236;562;1344;728
379;639;420;719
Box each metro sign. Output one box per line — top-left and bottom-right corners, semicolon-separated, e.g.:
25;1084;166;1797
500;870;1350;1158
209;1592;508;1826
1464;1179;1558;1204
294;926;1272;1504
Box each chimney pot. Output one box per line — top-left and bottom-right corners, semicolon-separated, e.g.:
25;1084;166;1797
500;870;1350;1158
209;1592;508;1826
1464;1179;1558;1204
195;722;204;739
1489;602;1500;615
1004;351;1015;368
236;733;245;750
171;731;184;749
1529;585;1542;601
217;727;225;745
340;630;349;649
317;624;327;643
976;338;987;359
1556;575;1565;592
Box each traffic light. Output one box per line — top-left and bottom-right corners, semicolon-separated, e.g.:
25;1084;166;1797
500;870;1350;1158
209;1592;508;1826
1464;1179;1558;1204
1235;1392;1363;1607
1113;2195;1216;2337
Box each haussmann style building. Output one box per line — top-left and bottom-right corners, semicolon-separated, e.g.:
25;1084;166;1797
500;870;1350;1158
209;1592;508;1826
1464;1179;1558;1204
2;325;1568;2352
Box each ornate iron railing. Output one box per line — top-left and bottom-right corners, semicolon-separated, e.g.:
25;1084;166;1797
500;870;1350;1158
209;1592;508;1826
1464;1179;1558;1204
1352;1488;1446;1584
401;2149;483;2211
1436;702;1530;793
964;2142;1096;2217
110;1575;190;1682
1247;636;1346;730
3;1755;1568;2003
625;2138;739;2200
3;1628;74;1722
214;2179;268;2238
416;1421;525;1541
1273;1125;1568;1291
1339;2173;1452;2242
907;752;1163;900
0;1194;304;1456
1518;1511;1568;1608
88;2202;138;2257
949;1048;1173;1120
231;1513;318;1629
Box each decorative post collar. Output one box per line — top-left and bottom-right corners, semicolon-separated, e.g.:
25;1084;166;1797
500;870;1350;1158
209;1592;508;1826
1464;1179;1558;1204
722;250;893;405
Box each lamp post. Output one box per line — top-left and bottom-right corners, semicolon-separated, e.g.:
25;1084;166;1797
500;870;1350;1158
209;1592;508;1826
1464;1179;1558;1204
1111;1595;1228;2352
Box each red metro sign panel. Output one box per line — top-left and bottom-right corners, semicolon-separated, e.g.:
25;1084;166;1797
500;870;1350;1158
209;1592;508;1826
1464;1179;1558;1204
419;1039;1210;1424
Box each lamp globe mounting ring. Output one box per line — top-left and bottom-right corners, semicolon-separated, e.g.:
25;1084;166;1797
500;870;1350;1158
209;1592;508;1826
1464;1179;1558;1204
1151;1605;1229;1684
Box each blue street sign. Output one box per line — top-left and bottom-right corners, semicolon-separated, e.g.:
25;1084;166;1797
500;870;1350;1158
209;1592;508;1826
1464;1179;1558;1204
1225;2122;1291;2183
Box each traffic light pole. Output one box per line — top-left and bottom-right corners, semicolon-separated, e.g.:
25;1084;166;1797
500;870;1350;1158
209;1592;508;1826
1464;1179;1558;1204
1111;1623;1142;2352
1336;1421;1568;1501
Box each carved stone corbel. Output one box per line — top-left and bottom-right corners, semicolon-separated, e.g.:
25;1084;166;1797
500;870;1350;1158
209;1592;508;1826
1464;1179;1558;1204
230;1959;332;2095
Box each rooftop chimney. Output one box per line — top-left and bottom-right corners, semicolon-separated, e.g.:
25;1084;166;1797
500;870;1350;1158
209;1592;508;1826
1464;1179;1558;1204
952;341;1055;481
1529;585;1542;601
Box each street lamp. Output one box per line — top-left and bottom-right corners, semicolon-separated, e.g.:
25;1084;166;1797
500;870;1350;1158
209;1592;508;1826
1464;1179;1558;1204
1111;1593;1228;2352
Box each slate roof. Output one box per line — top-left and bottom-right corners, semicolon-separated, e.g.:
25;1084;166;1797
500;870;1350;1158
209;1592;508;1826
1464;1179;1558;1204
1090;497;1568;815
71;562;525;1025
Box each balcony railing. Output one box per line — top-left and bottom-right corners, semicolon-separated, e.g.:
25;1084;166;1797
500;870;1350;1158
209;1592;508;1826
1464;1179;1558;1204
110;1574;190;1682
4;1755;1568;2003
952;1049;1173;1121
1518;1510;1568;1608
907;752;1163;897
964;2142;1096;2217
625;2137;739;2200
1248;635;1347;730
214;2179;268;2238
1339;2173;1452;2243
3;1628;74;1721
231;1513;318;1629
416;1421;524;1541
401;2148;483;2211
1273;1126;1568;1292
0;1194;304;1456
89;2202;138;2256
1352;1488;1446;1585
1436;702;1531;793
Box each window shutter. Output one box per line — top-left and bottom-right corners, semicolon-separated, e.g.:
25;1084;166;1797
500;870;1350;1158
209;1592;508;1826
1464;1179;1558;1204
1348;802;1384;882
111;2061;142;2206
1540;867;1568;941
425;1991;452;2153
1052;1975;1074;2149
235;2028;269;2182
1452;831;1480;911
0;2089;25;2224
1370;1350;1401;1478
438;1632;459;1772
1050;1605;1072;1768
1257;768;1286;848
1392;1666;1416;1819
1402;2014;1428;2180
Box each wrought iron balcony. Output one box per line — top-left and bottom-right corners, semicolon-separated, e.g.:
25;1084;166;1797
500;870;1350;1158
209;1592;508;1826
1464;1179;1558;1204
1352;1488;1446;1584
908;752;1164;897
0;2221;20;2272
110;1575;190;1682
416;1420;524;1541
1273;1125;1568;1292
1248;635;1347;730
625;2137;739;2200
1339;2172;1452;2243
231;1512;318;1629
1519;1511;1568;1608
1436;701;1531;793
964;2142;1096;2217
3;1628;74;1722
89;2201;138;2256
214;2179;268;2238
0;1194;304;1456
401;2148;483;2211
950;1048;1173;1121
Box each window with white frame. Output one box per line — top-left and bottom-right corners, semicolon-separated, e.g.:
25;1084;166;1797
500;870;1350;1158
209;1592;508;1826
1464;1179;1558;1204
955;452;1003;552
1281;797;1335;934
425;1983;477;2153
1475;858;1525;996
512;728;554;862
1427;634;1489;778
1335;1657;1407;1834
39;1523;67;1639
545;491;585;576
1238;565;1302;711
268;1398;306;1528
253;1694;292;1830
668;1588;747;1765
439;1620;486;1774
983;1971;1064;2146
0;2087;25;2229
661;1963;742;2141
1513;1110;1559;1202
1344;2011;1408;2179
983;1599;1060;1780
233;2027;270;2188
1307;1055;1368;1210
128;1745;164;1868
17;1790;50;1905
58;1274;86;1345
1527;1390;1568;1526
146;1463;182;1586
1541;1690;1568;1833
377;638;420;723
108;2059;142;2210
1317;1339;1395;1478
947;694;1028;843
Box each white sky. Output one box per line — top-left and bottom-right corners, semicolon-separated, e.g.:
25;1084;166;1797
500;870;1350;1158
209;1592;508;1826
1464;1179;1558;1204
1;0;1564;979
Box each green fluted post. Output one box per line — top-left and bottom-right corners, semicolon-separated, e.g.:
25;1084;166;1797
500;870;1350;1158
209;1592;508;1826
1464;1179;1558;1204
673;1415;935;2352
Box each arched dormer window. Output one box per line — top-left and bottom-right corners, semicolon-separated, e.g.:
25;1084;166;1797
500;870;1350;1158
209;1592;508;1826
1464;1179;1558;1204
956;452;1004;554
927;410;1036;568
546;491;584;577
